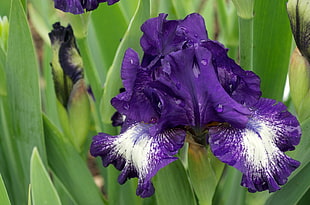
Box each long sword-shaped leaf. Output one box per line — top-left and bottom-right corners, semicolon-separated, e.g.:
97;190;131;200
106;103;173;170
30;148;61;205
4;0;46;203
43;115;106;205
154;160;197;205
0;175;11;205
253;0;292;100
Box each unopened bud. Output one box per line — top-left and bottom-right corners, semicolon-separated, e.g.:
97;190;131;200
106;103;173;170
67;79;91;151
49;22;91;151
287;0;310;63
49;22;83;107
289;48;310;120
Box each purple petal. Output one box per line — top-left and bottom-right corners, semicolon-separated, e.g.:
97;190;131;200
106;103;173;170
99;0;120;5
209;98;301;192
54;0;119;14
140;13;208;58
54;0;84;14
203;40;262;107
111;49;159;124
90;123;185;198
154;46;250;129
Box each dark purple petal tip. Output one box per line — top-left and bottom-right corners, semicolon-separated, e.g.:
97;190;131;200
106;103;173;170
54;0;120;14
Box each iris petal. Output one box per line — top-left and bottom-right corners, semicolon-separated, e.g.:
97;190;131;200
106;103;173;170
209;98;301;192
154;46;250;129
54;0;84;14
203;40;262;107
90;123;185;198
54;0;120;14
112;49;159;124
140;13;208;59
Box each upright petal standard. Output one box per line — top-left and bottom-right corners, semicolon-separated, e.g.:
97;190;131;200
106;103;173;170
90;13;301;198
54;0;120;14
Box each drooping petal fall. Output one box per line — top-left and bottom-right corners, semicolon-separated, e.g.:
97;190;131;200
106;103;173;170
209;98;301;192
90;123;186;198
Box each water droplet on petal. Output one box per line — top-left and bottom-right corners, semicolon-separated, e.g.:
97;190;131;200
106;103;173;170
175;99;182;105
201;59;208;66
158;101;162;109
123;103;130;110
150;117;158;123
193;63;200;78
176;26;188;36
176;82;181;89
130;59;134;64
216;104;223;113
194;33;198;37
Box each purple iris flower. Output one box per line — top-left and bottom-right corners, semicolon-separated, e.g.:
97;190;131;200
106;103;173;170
90;13;301;198
53;0;119;14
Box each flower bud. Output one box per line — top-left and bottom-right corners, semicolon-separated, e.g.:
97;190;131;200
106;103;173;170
67;79;91;150
0;16;9;51
49;22;91;151
289;48;310;120
287;0;310;63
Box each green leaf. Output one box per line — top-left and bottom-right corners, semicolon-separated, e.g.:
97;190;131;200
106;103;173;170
4;0;46;203
0;175;11;205
213;166;246;205
154;160;197;205
0;47;6;96
101;0;150;124
106;166;143;205
30;147;61;205
41;43;61;129
119;0;139;23
252;0;292;100
89;3;128;76
188;145;224;205
43;115;106;205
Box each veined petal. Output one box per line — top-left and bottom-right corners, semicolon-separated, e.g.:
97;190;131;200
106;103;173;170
209;98;301;192
154;46;250;129
140;13;208;58
112;49;159;123
90;123;185;198
54;0;84;14
203;40;261;107
54;0;119;14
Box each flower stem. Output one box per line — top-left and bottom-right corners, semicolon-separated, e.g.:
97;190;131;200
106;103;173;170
239;16;254;70
77;38;104;130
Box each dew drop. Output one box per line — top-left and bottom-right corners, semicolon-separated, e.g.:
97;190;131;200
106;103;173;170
216;104;223;113
176;26;188;36
130;59;134;64
150;117;158;123
158;101;162;109
193;63;200;78
201;59;208;66
176;82;181;89
123;103;130;110
194;33;198;38
175;99;182;105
